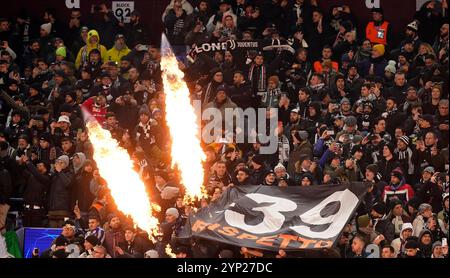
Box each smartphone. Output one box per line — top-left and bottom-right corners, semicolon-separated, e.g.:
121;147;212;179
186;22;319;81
327;129;335;136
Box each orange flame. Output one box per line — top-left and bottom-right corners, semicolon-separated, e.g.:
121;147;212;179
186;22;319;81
86;121;159;236
160;39;206;201
165;244;177;258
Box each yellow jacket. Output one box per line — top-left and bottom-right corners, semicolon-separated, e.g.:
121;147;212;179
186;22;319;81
105;46;131;63
75;30;108;69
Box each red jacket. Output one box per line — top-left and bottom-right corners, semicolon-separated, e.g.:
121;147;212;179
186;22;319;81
81;97;108;125
382;182;415;204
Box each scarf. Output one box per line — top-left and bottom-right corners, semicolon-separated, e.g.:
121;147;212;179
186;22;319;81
261;88;281;107
81;43;100;66
396;147;414;175
248;64;266;93
136;120;155;144
278;134;290;164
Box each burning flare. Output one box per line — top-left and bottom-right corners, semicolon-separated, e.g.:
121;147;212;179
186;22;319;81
160;34;206;200
85;120;159;236
165;244;177;258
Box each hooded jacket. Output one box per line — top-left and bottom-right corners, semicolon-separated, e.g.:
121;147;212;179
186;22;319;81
418;229;433;258
391;222;413;256
75;30;108;69
105;44;131;63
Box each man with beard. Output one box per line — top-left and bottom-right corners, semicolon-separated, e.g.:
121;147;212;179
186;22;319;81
359;44;387;78
433;23;449;64
395;136;415;183
382;168;415;207
249;154;269;185
116;226;151;258
103;214;125;258
414;131;446;172
202;68;225;105
382;97;406;137
124;11;148;48
365;7;392;46
229;70;253;109
105;34;131;63
435;99;449;147
47;155;74;228
36;132;61;166
376;144;401;183
206;161;232;192
235;167;251;186
370;202;395;244
401;86;421;112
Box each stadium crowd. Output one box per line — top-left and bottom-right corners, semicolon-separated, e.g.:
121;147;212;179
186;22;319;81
0;0;449;258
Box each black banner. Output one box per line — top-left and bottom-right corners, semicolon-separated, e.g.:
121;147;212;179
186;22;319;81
188;183;370;251
191;40;295;55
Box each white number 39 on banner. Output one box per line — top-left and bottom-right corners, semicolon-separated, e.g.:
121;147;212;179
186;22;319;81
224;189;359;239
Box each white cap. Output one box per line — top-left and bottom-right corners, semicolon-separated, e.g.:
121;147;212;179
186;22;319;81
41;23;52;34
57;115;71;125
165;207;180;219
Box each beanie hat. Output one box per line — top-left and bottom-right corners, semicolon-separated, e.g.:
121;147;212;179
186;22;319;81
398;136;410;146
344;116;357;126
357;214;370;228
351;145;364;155
384;60;396;74
373;44;385;56
252;154;265;166
215;84;228;94
406;20;419;33
56;47;67;58
389;197;403;211
371;202;387;215
371;7;384;14
85;235;100;246
340;97;351;105
391;168;403;180
385;143;396;156
423;166;436;174
274;162;286;172
340;20;353;32
56;155;70;167
41;23;52;34
432;241;442;250
297;130;309;141
30;82;42;92
404;239;419;249
166;207;180;219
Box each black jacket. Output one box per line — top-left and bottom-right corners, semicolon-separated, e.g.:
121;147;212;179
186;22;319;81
47;168;74;211
376;158;401;183
22;162;50;207
0;168;12;205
